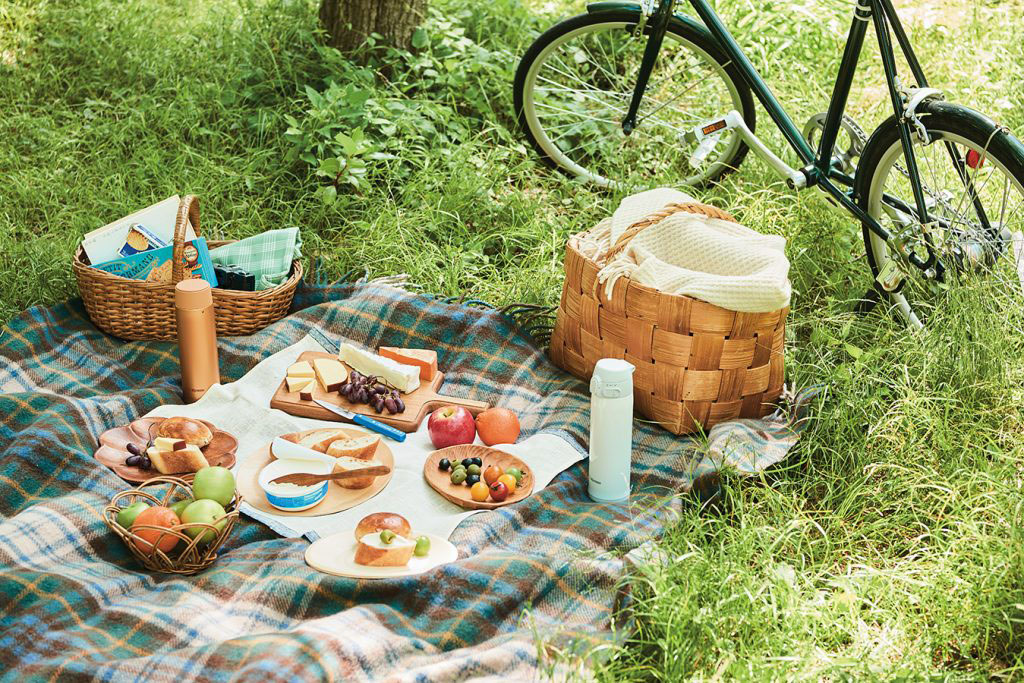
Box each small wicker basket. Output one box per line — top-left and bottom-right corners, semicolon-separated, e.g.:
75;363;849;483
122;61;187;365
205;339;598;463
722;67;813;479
102;476;242;575
73;195;302;341
550;202;787;435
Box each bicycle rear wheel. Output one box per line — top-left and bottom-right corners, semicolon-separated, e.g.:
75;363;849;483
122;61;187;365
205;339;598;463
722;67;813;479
855;101;1024;329
513;11;754;188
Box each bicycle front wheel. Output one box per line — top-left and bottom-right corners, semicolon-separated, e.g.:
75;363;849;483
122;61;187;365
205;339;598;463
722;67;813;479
856;101;1024;329
513;11;754;188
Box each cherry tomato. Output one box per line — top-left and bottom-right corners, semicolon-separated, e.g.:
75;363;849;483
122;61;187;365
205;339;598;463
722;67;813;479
470;481;489;502
496;474;517;493
489;481;509;502
483;464;504;486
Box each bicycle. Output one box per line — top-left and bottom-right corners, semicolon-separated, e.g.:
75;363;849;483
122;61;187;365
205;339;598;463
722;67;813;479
513;0;1024;328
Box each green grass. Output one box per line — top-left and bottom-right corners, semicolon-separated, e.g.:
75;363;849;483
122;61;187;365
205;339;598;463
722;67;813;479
2;0;1023;678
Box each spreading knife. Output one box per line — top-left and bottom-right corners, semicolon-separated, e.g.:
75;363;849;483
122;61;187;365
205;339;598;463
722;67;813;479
312;398;407;442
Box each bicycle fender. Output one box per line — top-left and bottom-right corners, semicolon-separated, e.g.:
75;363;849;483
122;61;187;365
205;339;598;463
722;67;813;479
585;2;713;40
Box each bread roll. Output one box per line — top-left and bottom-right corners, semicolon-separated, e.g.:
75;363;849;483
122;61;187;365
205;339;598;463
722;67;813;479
326;435;379;461
157;417;213;447
353;512;411;542
353;532;415;567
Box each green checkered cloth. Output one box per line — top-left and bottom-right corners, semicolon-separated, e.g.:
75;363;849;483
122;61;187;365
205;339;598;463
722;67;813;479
209;227;301;290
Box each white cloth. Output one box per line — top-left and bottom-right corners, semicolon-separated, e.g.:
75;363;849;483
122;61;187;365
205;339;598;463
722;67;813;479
589;188;791;313
143;335;587;541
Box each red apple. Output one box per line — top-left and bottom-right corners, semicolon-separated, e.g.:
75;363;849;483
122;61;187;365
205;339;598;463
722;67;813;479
428;405;476;449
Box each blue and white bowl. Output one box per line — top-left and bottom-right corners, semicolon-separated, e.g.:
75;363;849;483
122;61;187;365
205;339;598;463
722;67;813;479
258;458;332;512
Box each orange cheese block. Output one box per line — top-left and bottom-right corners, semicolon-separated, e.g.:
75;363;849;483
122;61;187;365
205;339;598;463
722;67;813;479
378;347;438;381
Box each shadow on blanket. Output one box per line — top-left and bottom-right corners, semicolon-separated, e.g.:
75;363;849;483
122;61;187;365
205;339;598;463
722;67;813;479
0;277;814;681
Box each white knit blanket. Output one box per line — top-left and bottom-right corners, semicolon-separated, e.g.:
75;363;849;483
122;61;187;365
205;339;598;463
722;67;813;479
583;189;791;313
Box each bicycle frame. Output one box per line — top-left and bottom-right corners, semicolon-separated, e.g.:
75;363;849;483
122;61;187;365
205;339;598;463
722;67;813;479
613;0;940;271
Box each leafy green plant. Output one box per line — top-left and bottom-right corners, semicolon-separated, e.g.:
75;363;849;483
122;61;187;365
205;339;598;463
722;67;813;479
283;6;518;201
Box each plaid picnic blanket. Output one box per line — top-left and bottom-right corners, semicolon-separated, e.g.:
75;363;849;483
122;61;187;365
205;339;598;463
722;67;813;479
0;278;814;681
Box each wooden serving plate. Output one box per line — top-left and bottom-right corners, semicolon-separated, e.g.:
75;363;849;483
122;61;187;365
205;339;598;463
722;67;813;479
423;444;534;510
305;531;458;579
269;351;489;433
235;428;394;517
95;417;237;483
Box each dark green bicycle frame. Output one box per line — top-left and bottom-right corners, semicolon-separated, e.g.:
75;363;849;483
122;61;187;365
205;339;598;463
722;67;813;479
596;0;939;271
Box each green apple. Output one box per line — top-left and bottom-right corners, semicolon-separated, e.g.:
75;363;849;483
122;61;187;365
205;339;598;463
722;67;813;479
169;498;194;518
191;466;235;507
180;499;227;545
116;501;150;529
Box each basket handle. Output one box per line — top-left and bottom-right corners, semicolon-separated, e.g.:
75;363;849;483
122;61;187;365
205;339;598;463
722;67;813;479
171;195;202;283
603;202;735;261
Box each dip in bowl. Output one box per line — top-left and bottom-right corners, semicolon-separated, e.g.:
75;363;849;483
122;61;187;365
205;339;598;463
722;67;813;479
258;458;332;511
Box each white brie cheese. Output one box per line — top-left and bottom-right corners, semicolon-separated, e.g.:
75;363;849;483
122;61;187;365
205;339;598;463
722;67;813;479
338;343;420;394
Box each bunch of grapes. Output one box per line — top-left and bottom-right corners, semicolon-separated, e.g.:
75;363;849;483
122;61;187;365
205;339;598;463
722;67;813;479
339;371;406;415
125;442;152;469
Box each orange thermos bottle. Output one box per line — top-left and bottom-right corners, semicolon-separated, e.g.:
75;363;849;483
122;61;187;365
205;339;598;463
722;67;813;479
174;279;220;403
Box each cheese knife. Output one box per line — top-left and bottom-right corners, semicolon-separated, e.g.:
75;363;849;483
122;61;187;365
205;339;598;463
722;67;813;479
270;465;392;486
312;398;407;442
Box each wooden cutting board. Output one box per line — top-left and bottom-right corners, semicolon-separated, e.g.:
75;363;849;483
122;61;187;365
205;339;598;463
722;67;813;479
269;351;489;433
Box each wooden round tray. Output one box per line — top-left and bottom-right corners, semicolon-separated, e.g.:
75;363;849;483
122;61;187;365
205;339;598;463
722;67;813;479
95;417;238;483
423;444;534;510
235;428;393;517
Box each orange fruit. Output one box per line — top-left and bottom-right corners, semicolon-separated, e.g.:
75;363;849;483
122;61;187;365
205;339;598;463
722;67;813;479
470;481;490;502
483;464;504;486
476;408;520;446
131;506;181;555
496;474;517;493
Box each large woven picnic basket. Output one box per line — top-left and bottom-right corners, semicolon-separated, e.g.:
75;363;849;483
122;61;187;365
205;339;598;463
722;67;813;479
549;202;787;435
73;196;302;341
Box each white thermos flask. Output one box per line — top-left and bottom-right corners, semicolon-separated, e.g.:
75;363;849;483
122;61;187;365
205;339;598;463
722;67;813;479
588;358;635;503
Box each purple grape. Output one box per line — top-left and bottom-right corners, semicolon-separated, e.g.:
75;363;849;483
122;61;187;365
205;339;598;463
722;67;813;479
394;397;405;413
126;442;141;456
125;454;141;467
384;397;397;414
374;385;386;395
139;456;151;469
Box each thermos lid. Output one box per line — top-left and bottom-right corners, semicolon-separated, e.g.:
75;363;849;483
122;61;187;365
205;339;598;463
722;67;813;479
593;358;635;383
175;278;213;310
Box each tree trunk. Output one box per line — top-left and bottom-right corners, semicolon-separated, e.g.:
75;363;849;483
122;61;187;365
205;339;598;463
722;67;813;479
319;0;428;52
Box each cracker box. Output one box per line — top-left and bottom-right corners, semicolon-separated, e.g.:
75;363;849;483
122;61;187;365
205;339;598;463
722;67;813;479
92;237;218;286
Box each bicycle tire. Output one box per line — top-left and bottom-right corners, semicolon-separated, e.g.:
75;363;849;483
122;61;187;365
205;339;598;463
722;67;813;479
854;100;1024;325
513;11;755;188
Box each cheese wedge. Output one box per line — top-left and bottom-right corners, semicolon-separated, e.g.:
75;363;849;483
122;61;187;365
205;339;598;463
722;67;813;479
313;358;348;392
286;376;315;393
379;347;438;381
153;437;187;452
287;361;315;378
147;444;209;474
339;343;420;394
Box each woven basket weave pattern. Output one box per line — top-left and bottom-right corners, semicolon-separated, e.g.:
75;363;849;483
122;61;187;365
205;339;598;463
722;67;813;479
73;196;301;341
549;203;786;435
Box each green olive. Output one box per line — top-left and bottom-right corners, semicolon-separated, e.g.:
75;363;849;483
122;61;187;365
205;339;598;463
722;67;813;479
450;469;467;484
414;536;430;557
379;530;396;544
466;464;481;476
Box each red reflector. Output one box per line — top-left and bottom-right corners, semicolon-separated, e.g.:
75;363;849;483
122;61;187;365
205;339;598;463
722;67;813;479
966;149;985;169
